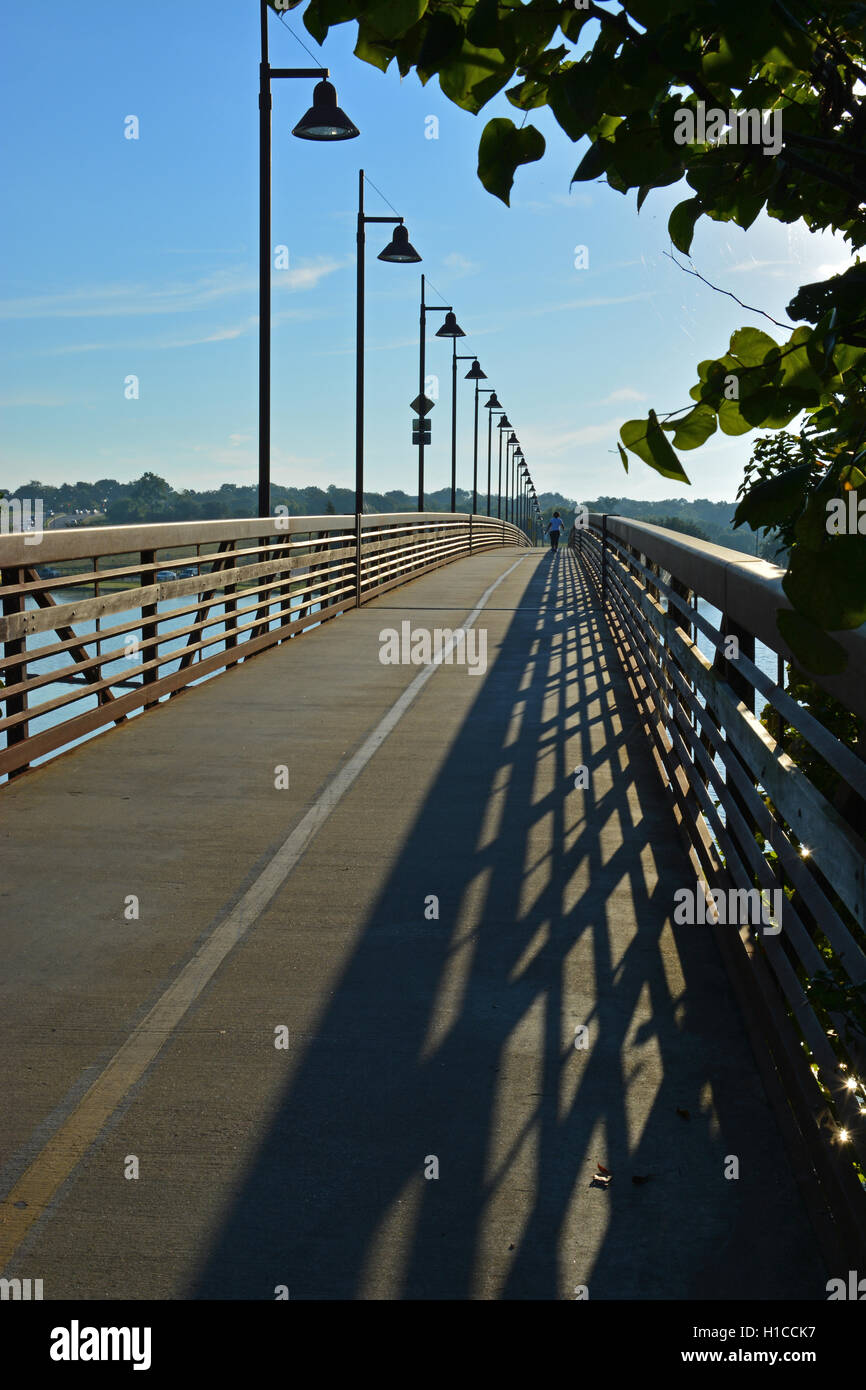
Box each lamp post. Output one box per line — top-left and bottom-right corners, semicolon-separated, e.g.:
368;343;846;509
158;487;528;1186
438;313;467;513
356;170;421;514
515;452;524;530
484;392;501;516
456;357;486;513
418;278;464;511
507;432;518;524
512;445;523;527
496;415;512;519
258;0;359;520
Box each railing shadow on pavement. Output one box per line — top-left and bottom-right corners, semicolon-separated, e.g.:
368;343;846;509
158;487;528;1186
186;548;827;1300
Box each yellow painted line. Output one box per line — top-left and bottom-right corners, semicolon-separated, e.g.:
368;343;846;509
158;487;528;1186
0;553;529;1271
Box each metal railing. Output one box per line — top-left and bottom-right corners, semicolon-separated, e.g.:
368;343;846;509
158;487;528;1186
571;514;866;1263
0;512;529;781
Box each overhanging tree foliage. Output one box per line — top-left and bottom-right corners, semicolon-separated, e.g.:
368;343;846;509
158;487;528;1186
272;0;866;672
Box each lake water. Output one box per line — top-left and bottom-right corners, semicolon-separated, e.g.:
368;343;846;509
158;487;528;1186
9;587;325;773
7;588;786;779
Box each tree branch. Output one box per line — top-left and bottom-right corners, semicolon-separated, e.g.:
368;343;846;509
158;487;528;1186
663;252;792;329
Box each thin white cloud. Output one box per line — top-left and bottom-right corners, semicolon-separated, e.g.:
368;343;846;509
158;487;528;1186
506;291;655;322
0;260;347;320
601;387;648;404
442;252;480;277
38;304;334;355
522;419;627;456
726;257;794;273
45;322;253;353
815;260;856;279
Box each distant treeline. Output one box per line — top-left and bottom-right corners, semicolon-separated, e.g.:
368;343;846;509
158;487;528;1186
0;475;781;558
1;473;581;528
579;495;783;560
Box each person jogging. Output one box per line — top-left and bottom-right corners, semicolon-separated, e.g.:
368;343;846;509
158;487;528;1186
546;511;564;552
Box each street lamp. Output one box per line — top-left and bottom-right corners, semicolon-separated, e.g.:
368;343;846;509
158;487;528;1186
515;452;525;529
418;277;464;511
456;357;486;514
496;415;512;520
356;169;421;514
514;448;524;527
507;432;518;524
258;1;359;519
484;391;502;517
436;313;467;513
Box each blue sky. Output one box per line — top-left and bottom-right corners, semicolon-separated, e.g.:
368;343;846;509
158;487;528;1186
1;1;855;505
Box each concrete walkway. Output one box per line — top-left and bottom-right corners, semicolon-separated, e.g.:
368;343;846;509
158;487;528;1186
0;547;826;1299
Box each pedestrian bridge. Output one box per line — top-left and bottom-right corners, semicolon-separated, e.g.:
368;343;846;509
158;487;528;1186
0;512;864;1298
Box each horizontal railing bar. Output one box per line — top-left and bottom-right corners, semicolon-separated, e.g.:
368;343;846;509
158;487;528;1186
604;558;863;1133
604;533;866;803
588;514;866;722
623;566;866;931
0;593;351;778
662;649;866;986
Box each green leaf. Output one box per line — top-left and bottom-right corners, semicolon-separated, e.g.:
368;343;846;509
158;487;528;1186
301;0;356;46
354;30;393;72
668;197;702;254
621;411;691;482
440;42;511;114
465;0;499;49
618;442;629;473
729;326;781;368
664;403;717;449
505;77;549;111
416;10;463;80
603;121;683;193
776;609;848;676
477;118;545;206
737;386;810;428
732;464;812;529
364;0;427;41
718;397;756;435
571;138;611;184
783;536;866;630
545;70;588;140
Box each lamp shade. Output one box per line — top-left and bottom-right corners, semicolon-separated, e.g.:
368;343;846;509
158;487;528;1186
508;432;518;445
486;392;502;410
435;311;465;338
464;359;486;380
293;80;360;141
498;415;512;430
377;223;422;263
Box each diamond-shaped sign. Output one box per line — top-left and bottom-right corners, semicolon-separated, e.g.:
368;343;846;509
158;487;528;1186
410;394;435;417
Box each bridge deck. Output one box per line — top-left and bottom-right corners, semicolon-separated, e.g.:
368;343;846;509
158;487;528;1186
0;547;826;1299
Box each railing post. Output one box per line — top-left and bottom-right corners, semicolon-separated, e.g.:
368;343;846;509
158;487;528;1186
468;512;473;555
355;512;362;608
140;550;158;709
1;565;29;777
224;539;239;663
706;612;759;882
601;513;608;604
